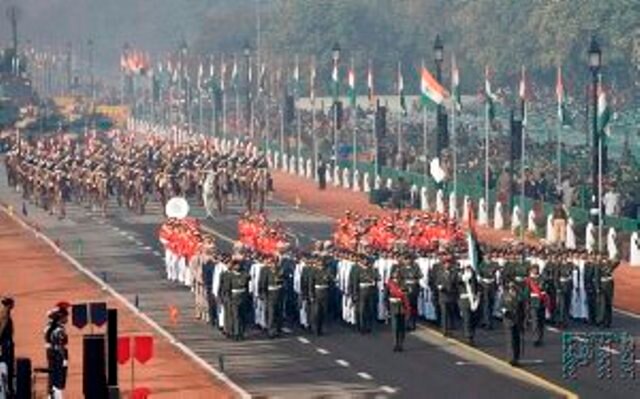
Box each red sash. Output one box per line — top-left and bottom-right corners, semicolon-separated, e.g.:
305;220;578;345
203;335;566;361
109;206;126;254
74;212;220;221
525;277;552;312
388;280;412;315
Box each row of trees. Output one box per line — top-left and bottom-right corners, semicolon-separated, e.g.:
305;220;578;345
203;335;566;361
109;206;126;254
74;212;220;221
194;0;640;97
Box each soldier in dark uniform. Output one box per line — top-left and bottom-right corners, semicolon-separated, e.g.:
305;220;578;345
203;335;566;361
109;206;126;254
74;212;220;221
502;279;525;366
317;155;327;190
354;256;377;334
45;302;70;398
436;255;458;337
524;265;547;347
584;255;598;325
386;268;409;352
261;257;284;338
400;253;422;330
594;254;617;328
309;257;331;335
428;254;443;326
555;255;573;328
0;297;15;397
228;259;250;340
458;264;479;345
478;255;498;329
219;261;234;337
202;249;217;326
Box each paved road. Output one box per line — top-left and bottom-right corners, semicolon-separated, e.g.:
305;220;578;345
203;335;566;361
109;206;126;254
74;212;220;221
1;169;637;398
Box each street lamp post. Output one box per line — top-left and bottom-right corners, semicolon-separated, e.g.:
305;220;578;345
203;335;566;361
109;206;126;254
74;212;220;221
434;35;444;158
332;42;341;176
588;35;603;252
244;41;252;140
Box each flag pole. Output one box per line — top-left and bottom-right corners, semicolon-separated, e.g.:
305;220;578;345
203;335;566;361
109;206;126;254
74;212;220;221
451;55;457;198
598;132;603;253
296;55;302;173
351;57;356;181
484;88;490;215
397;60;402;167
520;99;526;242
556;66;562;188
422;59;428;178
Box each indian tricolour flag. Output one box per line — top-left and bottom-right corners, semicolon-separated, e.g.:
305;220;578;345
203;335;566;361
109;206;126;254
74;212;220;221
451;55;461;112
484;67;497;126
310;58;316;105
597;76;612;136
398;62;406;114
519;65;528;126
331;60;339;99
420;66;449;106
231;56;238;89
556;66;570;127
347;67;356;107
367;60;374;105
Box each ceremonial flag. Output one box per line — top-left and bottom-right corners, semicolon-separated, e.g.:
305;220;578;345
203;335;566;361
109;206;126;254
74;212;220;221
555;66;570;127
519;65;528;126
484;67;497;125
398;62;406;115
197;62;204;90
231;56;238;90
420;66;449;106
332;59;339;99
220;58;227;92
597;76;612;136
259;62;266;94
310;57;316;104
293;56;300;94
451;55;461;112
367;60;374;105
347;65;356;107
467;230;479;271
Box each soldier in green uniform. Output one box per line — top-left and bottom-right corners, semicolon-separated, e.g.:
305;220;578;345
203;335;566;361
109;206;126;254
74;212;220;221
478;253;498;330
401;253;422;330
458;264;479;345
219;262;233;337
436;254;458;337
554;254;573;328
261;256;284;338
428;254;443;326
524;264;546;347
386;267;409;352
309;257;331;335
501;279;525;366
228;258;250;340
354;256;378;334
584;254;597;325
594;254;617;328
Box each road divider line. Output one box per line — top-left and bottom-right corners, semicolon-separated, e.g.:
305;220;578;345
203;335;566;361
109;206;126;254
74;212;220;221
316;348;329;355
297;337;310;344
379;386;397;394
546;326;560;333
357;372;373;380
335;359;350;367
282;327;292;334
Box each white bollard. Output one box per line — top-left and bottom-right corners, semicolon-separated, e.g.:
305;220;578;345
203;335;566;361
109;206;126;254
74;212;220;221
527;209;537;233
436;189;445;214
363;172;371;193
448;192;457;220
478;198;488;226
585;222;596;253
546;214;554;243
410;185;418;207
343;168;351;189
462;195;471;223
607;228;618;260
282;153;289;172
630;232;640;266
290;155;297;174
333;167;340;186
494;201;504;229
421;187;429;211
326;167;333;184
386;178;393;190
375;174;382;190
306;158;313;179
511;205;521;232
353;169;361;192
566;218;577;249
299;157;305;176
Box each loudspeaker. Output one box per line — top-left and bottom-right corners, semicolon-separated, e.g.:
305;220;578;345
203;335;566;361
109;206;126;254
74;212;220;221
107;309;118;387
83;334;108;399
15;357;31;399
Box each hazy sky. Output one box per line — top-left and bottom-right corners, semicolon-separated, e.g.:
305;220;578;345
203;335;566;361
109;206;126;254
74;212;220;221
0;0;213;75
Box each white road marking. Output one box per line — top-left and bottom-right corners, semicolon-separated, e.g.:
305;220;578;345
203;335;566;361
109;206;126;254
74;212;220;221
519;359;545;365
112;226;120;231
357;372;373;380
316;348;329;355
546;326;560;333
143;246;153;251
118;231;127;236
127;235;136;241
97;220;105;224
455;361;475;366
297;337;310;344
153;251;162;257
614;307;640;320
335;359;350;367
379;386;397;394
599;347;620;355
135;241;144;246
282;327;292;334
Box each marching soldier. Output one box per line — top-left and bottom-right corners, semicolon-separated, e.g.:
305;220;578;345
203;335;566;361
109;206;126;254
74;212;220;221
554;255;573;328
227;257;250;341
436;254;458;337
594;254;617;328
309;257;331;335
478;255;498;330
0;297;15;397
458;264;479;345
400;253;422;330
502;280;525;367
386;268;410;352
524;265;547;347
261;257;284;338
45;302;70;399
353;256;377;334
584;254;598;325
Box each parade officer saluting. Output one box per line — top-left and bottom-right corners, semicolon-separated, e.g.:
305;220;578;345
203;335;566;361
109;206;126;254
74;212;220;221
45;301;70;399
386;268;410;352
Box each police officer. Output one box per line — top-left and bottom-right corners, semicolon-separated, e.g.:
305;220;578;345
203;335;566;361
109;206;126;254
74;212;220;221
309;257;331;335
436;255;458;337
387;268;409;352
401;253;422;330
45;302;70;398
502;280;525;367
354;256;377;334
